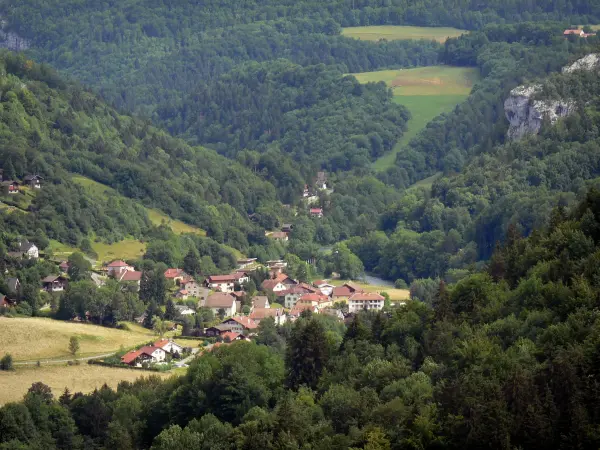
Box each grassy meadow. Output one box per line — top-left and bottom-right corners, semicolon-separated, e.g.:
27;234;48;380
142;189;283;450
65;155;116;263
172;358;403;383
342;25;465;42
0;317;155;361
0;365;170;405
351;66;479;170
91;239;147;264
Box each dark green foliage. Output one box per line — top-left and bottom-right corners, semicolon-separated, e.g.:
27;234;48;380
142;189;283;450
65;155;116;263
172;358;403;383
286;317;330;390
0;353;13;371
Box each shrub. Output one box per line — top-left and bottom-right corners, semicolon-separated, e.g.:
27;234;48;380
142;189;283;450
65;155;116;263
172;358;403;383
0;353;13;371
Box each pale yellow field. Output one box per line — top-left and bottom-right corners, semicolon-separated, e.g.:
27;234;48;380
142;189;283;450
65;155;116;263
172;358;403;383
0;365;170;405
0;317;154;361
92;239;147;264
330;280;409;301
342;25;465;43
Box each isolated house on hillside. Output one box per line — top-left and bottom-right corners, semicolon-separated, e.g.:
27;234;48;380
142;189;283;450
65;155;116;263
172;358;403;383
153;339;184;356
17;240;39;259
269;231;289;242
23;175;42;189
309;208;323;218
41;275;68;292
315;171;328;190
2;180;19;195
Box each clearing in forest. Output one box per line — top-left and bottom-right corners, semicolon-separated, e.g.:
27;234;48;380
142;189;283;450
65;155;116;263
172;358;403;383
0;317;154;361
330;280;410;302
0;364;169;405
341;25;466;43
351;66;479;171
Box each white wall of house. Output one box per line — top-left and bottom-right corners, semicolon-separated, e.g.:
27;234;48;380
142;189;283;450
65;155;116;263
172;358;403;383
348;300;384;313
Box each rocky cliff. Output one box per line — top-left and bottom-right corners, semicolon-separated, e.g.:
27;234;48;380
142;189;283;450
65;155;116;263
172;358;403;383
0;18;29;51
504;54;599;140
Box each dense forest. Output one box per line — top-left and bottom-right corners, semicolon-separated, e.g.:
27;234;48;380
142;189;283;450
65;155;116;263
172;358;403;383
6;189;600;448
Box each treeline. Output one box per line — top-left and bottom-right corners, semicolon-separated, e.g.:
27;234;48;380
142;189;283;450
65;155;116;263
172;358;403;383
7;189;600;447
162;60;410;189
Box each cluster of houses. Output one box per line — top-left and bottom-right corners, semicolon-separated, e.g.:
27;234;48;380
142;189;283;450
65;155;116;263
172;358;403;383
0;169;42;195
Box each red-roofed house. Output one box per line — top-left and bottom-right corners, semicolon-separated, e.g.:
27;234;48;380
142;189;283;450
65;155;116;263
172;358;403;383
314;280;335;296
348;292;385;313
261;278;287;294
118;270;142;286
220;331;249;342
153;339;184;356
289;302;318;318
250;308;287;325
106;260;134;277
180;278;205;298
297;293;332;308
59;261;70;273
0;295;16;308
309;208;323;218
205;274;237;292
164;268;187;283
121;346;167;366
332;282;364;301
564;29;585;37
221;316;258;334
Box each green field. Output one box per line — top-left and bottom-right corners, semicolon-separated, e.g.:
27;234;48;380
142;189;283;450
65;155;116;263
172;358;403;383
342;25;466;42
351;66;479;171
92;239;147;264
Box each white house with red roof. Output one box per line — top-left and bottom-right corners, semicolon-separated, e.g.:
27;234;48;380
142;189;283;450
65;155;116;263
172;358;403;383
309;208;323;218
153;339;184;356
117;270;142;286
220;331;250;342
106;260;134;277
348;292;385;313
205;274;238;292
297;292;332;308
221;316;258;334
121;346;167;367
205;292;237;316
250;307;287;325
164;268;188;284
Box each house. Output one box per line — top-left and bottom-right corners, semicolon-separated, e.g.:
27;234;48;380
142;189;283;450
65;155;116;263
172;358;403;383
281;224;294;233
564;29;585;37
279;285;318;309
59;261;70;273
6;277;20;296
121;346;167;367
269;231;288;241
332;282;364;301
205;292;237;316
205;274;237;293
117;270;142;286
266;260;287;275
320;308;345;320
237;258;257;269
261;278;287;294
315;171;327;190
220;331;250;342
175;304;195;316
231;291;246;301
297;293;332;308
41;275;68;292
221;316;258;334
205;324;236;337
348;292;385;313
232;271;251;285
2;180;19;195
289;302;318;319
303;184;310;198
164;268;187;284
309;208;323;218
175;289;189;300
18;241;39;259
180;278;204;298
106;260;134;277
314;280;335;296
251;296;270;309
23;175;42;189
153;339;184;356
250;308;287;325
0;295;16;308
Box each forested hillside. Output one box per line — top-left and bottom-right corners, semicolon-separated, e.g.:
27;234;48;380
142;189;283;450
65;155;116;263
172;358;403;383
0;51;280;254
163;61;410;180
5;189;600;448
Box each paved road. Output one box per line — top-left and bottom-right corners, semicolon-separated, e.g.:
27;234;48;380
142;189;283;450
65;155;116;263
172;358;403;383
14;352;117;366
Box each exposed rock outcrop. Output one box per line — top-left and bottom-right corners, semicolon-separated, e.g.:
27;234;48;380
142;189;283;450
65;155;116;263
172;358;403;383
0;18;30;51
505;54;599;140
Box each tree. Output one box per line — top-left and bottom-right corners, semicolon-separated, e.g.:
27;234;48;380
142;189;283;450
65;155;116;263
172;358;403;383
165;299;179;320
433;280;453;322
152;316;168;337
183;249;201;276
69;336;80;357
286;318;330;390
0;353;13;371
67;252;92;281
140;269;167;305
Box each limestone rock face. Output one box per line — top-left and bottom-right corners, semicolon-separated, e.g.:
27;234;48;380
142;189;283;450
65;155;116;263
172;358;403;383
504;54;600;140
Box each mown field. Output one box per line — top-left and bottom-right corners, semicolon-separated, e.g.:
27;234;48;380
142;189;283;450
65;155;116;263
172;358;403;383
342;25;466;42
0;365;170;405
0;317;155;361
351;66;479;170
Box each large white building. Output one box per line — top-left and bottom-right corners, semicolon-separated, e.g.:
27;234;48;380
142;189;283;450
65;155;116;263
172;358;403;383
348;292;385;313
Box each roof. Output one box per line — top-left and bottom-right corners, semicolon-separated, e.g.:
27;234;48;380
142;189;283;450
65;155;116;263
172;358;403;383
153;339;171;349
261;279;285;291
270;232;288;239
107;260;128;268
207;324;236;332
121;349;143;364
59;261;69;269
119;271;142;282
298;293;329;304
332;282;364;297
349;292;385;302
24;175;42;181
207;274;237;283
252;296;269;308
231;291;246;299
310;208;323;214
225;316;258;329
221;331;242;342
21;242;37;252
205;292;236;308
250;308;282;320
290;303;317;316
181;278;199;286
1;180;18;186
139;345;163;356
177;289;189;295
564;29;584;35
164;268;185;278
41;275;66;283
232;272;249;280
